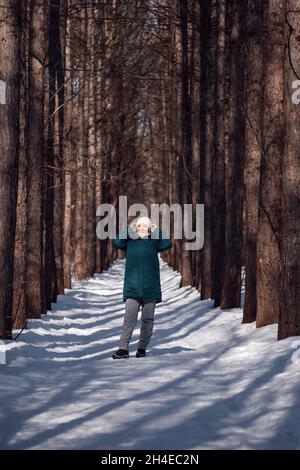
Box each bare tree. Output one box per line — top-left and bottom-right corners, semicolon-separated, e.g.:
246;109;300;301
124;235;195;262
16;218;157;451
242;0;263;323
278;2;300;339
0;0;22;338
26;0;49;319
256;0;285;327
220;0;246;309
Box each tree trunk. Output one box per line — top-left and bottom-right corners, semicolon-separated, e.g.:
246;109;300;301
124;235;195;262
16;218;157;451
242;0;263;323
0;0;22;338
44;0;59;309
199;0;215;300
256;0;285;327
278;2;300;339
73;3;88;280
190;0;201;291
53;0;66;295
220;0;245;309
63;0;74;288
26;0;49;319
179;0;193;288
211;0;226;307
12;0;30;331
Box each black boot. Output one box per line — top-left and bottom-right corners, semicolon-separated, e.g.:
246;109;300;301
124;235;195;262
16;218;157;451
112;349;129;359
136;348;146;358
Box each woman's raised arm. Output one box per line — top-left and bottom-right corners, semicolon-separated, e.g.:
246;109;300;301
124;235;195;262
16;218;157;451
112;226;129;251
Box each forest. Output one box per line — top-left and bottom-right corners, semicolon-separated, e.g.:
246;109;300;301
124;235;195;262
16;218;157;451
0;0;299;342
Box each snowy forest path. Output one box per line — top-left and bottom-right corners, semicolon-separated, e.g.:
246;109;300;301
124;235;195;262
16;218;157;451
0;258;299;449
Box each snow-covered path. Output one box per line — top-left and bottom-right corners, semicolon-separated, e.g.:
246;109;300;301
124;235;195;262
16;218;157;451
1;258;300;450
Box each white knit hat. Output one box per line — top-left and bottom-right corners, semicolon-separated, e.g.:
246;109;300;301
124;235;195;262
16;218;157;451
136;216;152;226
129;216;158;236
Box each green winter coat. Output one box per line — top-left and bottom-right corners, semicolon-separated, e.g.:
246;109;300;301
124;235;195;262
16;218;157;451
112;225;172;303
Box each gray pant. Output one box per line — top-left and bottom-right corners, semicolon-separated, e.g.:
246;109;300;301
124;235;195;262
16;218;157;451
119;297;157;351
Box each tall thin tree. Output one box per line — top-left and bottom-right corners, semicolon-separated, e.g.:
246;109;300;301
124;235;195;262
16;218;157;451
0;0;22;338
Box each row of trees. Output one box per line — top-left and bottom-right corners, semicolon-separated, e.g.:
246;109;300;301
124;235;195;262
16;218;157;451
0;0;299;341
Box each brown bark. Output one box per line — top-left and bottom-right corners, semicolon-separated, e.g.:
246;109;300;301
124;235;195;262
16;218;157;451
73;3;88;280
53;0;66;295
26;0;49;319
256;0;285;327
0;0;22;338
190;0;201;290
85;1;96;278
63;0;73;288
220;0;245;309
278;2;300;339
44;0;60;309
199;0;216;300
179;0;193;288
211;0;226;307
242;0;264;323
12;0;30;331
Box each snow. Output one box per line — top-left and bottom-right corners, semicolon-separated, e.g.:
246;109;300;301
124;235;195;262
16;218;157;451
0;257;300;450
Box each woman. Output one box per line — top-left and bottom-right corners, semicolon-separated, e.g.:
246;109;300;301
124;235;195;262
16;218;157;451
112;216;172;359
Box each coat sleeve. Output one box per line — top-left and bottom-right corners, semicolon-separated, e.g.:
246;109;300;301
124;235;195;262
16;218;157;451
112;226;129;251
156;228;172;252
